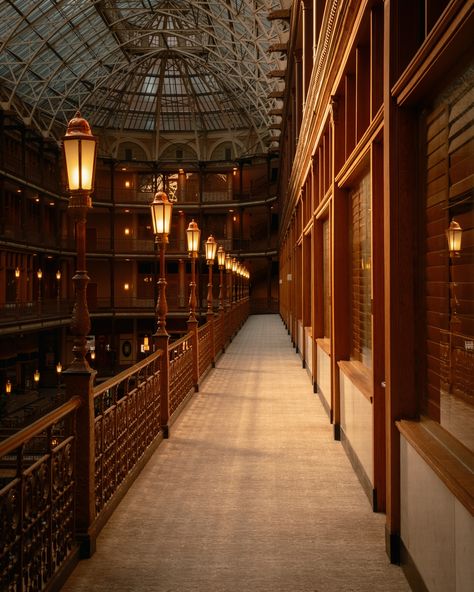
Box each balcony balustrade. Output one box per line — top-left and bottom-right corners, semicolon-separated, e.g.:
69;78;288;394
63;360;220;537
0;297;249;591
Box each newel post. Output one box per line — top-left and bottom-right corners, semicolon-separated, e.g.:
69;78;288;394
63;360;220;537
155;335;170;437
63;370;96;557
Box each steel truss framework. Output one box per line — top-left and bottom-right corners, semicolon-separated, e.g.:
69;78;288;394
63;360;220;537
0;0;288;151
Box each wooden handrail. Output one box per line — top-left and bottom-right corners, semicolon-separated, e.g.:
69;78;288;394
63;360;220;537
0;395;81;457
93;349;162;397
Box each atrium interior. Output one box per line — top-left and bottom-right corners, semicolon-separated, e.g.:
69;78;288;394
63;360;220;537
0;2;473;592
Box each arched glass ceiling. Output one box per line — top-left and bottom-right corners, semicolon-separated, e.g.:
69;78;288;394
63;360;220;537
0;0;288;148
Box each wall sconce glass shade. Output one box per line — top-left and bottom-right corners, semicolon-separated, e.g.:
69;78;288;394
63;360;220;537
446;219;462;256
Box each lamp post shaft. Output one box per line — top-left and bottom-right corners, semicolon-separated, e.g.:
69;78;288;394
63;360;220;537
69;203;92;372
219;267;224;311
207;263;213;314
155;237;168;337
189;257;197;320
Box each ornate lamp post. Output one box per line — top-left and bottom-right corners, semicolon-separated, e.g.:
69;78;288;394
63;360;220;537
205;235;217;316
187;219;201;391
56;269;61;311
150;191;173;338
186;220;201;322
37;268;42;313
62;112;98;372
56;362;62;397
15;266;20;313
231;257;238;303
33;369;40;392
225;253;232;309
217;246;226;311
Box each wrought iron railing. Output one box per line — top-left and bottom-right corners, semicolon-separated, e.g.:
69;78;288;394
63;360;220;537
93;351;162;515
0;397;81;591
0;297;249;590
169;334;194;417
198;321;213;377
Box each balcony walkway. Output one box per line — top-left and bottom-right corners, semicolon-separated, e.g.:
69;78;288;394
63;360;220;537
62;314;410;592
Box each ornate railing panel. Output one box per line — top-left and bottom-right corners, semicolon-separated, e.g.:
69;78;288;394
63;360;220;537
214;312;225;355
0;398;80;592
93;351;162;515
169;335;194;417
198;322;213;378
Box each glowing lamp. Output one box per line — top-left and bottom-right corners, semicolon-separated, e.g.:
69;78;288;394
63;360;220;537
186;219;201;257
150;191;173;237
446;220;462;257
205;235;217;264
217;246;226;268
62;111;98;193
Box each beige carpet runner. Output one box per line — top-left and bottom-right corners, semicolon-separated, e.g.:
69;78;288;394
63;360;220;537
62;315;410;592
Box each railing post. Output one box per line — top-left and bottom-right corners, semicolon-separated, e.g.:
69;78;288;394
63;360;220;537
62;369;96;558
207;312;216;367
154;335;170;438
187;318;199;391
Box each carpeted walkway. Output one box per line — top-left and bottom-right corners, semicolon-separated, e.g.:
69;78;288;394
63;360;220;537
62;315;411;592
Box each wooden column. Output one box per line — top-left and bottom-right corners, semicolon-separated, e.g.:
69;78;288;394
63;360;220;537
371;140;386;512
383;0;419;562
331;185;350;438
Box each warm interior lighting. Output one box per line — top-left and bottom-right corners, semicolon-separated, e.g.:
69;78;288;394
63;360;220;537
124;227;130;235
37;268;42;280
56;270;61;281
143;335;150;352
232;258;237;273
446;219;462;257
56;362;62;374
150;191;173;236
90;350;96;360
124;283;130;291
63;111;98;192
186;219;201;256
35;197;40;203
15;267;20;278
225;253;232;271
5;380;12;394
34;369;40;383
125;180;131;188
205;235;217;263
217;246;226;268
